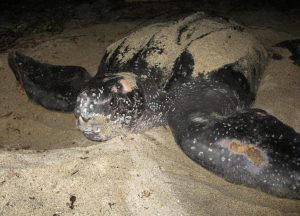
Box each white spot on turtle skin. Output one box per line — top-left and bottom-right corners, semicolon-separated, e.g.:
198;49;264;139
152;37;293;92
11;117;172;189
221;156;226;162
198;152;204;156
83;108;87;114
208;148;212;152
191;116;208;123
190;146;196;150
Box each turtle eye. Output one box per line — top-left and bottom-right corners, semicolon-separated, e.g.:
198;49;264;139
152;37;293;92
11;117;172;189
116;82;122;90
109;96;118;109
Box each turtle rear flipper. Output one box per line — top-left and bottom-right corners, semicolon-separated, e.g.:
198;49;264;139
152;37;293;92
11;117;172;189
8;52;92;112
274;39;300;66
169;108;300;199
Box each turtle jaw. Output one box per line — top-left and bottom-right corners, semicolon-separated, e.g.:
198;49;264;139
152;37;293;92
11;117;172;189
76;116;109;142
76;114;123;142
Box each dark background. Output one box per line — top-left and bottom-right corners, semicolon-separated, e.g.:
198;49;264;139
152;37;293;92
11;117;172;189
1;0;300;52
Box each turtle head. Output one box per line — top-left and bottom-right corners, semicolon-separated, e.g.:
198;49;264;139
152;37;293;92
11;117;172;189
74;72;145;141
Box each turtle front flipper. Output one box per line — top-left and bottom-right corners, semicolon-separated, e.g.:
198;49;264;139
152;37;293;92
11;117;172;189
8;52;92;112
169;108;300;199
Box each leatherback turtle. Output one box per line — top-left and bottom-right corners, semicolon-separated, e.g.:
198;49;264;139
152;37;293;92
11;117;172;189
8;12;300;199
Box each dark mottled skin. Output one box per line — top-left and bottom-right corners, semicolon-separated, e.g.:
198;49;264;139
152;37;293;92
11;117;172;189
8;52;91;112
8;13;300;199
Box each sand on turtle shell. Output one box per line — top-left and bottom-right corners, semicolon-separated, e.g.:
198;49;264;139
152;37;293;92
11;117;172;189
105;12;267;93
0;10;299;216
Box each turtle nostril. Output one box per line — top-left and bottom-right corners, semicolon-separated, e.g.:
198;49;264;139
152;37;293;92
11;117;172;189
81;115;90;122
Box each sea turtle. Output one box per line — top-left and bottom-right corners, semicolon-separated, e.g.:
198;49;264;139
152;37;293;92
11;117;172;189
8;12;300;199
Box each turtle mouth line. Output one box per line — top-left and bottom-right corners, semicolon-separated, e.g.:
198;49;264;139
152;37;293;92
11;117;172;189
81;130;107;142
